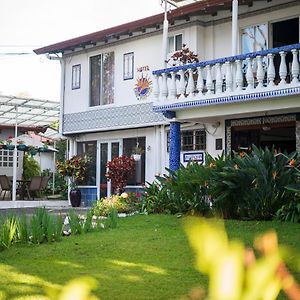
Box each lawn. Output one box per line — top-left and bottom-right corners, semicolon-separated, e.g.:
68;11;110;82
0;214;299;299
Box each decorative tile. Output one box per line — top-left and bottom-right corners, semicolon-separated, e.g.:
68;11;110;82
63;102;165;133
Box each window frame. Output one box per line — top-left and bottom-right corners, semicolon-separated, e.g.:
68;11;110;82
89;52;114;107
72;64;81;90
123;52;134;80
167;33;183;53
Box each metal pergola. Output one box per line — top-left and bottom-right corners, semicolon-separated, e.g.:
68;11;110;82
0;95;59;127
0;95;60;203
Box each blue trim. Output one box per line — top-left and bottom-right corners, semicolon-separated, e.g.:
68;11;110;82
153;43;300;75
153;87;300;112
169;121;181;171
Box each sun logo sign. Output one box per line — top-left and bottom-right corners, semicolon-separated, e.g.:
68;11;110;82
134;66;152;100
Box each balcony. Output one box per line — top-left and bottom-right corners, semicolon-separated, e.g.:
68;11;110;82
152;43;300;113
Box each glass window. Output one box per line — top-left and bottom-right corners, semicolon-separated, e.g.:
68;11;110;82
123;137;145;185
123;52;134;80
0;150;18;168
77;141;97;186
72;64;81;89
241;24;268;54
167;34;183;53
90;52;114;106
167;129;206;151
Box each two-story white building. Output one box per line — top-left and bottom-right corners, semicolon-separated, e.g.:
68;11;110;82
35;0;300;206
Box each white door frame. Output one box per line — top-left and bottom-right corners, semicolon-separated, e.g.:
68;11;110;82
96;139;123;199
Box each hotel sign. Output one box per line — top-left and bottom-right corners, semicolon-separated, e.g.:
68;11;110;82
183;152;204;163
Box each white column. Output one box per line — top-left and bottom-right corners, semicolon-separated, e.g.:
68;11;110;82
168;72;177;100
279;51;287;86
206;65;213;95
215;63;223;94
186;68;195;98
161;73;168;101
12;106;18;203
267;53;275;87
162;0;169;68
196;67;204;94
232;0;238;56
256;56;265;89
246;57;254;90
178;69;186;98
225;61;233;92
153;74;160;101
291;49;299;84
235;60;243;91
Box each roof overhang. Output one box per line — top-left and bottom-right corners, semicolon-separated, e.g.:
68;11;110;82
34;0;267;55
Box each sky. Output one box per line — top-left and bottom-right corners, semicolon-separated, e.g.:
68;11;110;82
0;0;164;101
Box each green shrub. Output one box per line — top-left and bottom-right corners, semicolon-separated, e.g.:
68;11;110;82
18;213;28;243
68;210;84;235
1;216;18;249
23;154;40;180
92;195;131;216
106;207;118;229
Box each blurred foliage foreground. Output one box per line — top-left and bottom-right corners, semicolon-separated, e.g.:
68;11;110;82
0;217;299;300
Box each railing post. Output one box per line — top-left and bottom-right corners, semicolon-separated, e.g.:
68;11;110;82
225;61;233;93
246;57;254;90
291;49;299;84
279;51;287;86
153;74;160;101
196;66;204;95
178;69;186;99
235;60;243;91
168;72;177;100
256;55;265;89
215;63;223;94
206;65;213;95
267;53;275;87
161;73;168;101
186;68;195;98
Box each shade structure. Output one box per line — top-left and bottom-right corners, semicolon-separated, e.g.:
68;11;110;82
0;95;60;203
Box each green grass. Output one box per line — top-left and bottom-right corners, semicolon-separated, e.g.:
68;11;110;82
0;215;299;299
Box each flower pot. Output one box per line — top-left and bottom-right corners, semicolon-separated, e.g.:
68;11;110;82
132;154;141;161
70;188;81;207
29;149;38;156
5;144;15;151
17;144;26;151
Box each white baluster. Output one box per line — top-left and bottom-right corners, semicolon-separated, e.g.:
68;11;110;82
279;51;287;86
256;56;265;89
168;72;177;100
235;60;243;91
267;53;275;87
152;74;160;101
186;68;195;98
196;66;204;95
246;57;254;90
178;69;186;99
161;73;168;101
225;61;232;93
215;63;222;94
206;65;213;95
291;49;299;84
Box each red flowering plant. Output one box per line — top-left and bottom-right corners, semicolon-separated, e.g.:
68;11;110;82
166;44;199;66
106;156;135;194
56;155;89;189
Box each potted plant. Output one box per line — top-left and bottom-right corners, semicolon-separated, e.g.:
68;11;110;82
17;140;26;151
4;135;15;150
106;155;135;194
131;146;144;161
56;155;89;207
27;145;38;156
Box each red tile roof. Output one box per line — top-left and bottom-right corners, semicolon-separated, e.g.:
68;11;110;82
34;0;261;55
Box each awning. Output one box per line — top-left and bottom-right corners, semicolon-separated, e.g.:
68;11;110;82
0;95;59;127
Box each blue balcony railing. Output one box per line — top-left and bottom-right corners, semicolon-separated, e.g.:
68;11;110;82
152;43;300;110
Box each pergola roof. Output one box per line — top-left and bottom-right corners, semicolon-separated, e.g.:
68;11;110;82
0;95;59;128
